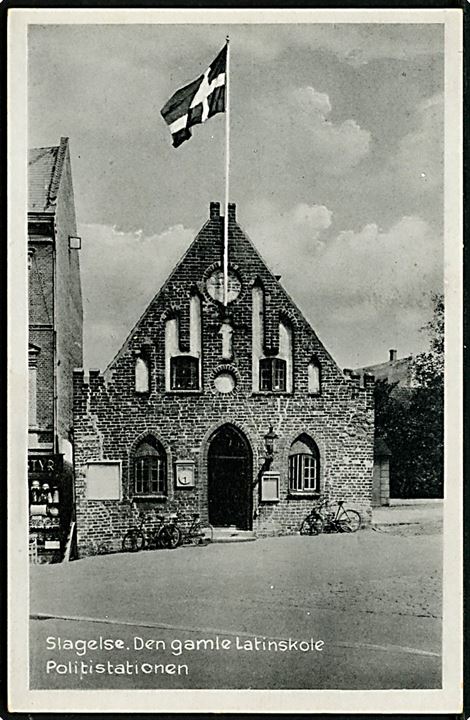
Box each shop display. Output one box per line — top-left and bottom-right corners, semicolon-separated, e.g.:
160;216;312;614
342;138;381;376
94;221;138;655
28;466;64;562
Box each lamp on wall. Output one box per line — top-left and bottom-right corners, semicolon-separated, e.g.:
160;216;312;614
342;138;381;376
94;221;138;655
264;425;278;460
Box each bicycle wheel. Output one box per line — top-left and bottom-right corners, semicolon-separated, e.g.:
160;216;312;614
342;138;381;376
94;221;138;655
158;525;182;549
337;509;361;533
299;518;314;535
122;530;145;552
310;517;324;535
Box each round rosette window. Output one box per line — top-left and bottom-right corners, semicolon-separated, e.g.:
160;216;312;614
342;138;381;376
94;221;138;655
214;371;236;394
205;268;242;304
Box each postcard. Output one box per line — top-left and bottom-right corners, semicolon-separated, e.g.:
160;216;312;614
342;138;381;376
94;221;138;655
8;7;462;714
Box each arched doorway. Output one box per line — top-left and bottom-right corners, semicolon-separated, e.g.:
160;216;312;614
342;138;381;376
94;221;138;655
208;424;252;530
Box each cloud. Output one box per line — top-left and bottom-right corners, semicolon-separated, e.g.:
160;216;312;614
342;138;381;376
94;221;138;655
290;86;371;174
245;200;333;267
247;202;442;366
321;216;441;308
248;204;440;310
79;222;195;369
391;93;444;196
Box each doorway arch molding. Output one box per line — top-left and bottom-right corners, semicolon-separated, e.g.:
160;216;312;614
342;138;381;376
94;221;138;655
198;419;260;476
198;419;260;529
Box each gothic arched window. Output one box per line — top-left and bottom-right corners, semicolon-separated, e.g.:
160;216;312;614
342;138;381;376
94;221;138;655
133;437;167;496
288;434;320;493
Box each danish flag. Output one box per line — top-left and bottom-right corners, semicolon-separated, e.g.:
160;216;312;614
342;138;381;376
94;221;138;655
161;44;227;148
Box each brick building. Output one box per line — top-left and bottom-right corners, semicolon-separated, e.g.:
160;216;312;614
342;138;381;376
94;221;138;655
28;137;83;561
73;202;374;555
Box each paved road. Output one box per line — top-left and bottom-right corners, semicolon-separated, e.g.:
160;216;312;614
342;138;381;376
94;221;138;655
30;527;442;690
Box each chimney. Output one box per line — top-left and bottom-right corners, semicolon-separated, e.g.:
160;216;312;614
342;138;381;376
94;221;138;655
389;349;397;362
209;202;220;220
228;202;236;222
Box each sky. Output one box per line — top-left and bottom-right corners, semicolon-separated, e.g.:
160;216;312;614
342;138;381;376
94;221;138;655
28;21;445;370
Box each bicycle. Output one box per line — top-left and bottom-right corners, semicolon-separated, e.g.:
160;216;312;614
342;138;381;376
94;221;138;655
176;512;209;546
300;497;361;535
122;508;181;552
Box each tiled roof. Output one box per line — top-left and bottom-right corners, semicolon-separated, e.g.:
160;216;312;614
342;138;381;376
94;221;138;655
355;356;413;387
28;139;68;213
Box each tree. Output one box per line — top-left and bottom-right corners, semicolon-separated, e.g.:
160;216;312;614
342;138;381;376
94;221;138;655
374;294;444;498
412;293;444;388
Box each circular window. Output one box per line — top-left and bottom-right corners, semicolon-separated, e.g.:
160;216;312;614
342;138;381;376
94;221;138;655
205;269;241;304
214;372;236;394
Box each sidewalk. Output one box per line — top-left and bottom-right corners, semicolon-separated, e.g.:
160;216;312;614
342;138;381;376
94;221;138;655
372;500;443;527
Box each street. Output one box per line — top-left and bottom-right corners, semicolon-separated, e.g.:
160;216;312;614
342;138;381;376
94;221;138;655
30;517;442;690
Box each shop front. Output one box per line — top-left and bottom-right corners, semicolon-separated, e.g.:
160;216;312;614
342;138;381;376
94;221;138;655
28;453;74;563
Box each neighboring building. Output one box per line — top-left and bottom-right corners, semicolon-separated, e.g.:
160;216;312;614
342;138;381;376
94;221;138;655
73;202;374;556
355;350;414;505
357;349;414;389
28;137;83;562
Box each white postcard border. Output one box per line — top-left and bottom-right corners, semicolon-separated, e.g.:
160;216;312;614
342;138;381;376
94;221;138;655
8;7;463;714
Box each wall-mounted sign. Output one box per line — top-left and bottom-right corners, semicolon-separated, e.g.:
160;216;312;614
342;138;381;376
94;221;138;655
44;540;61;550
175;460;195;489
28;454;62;475
86;462;121;500
261;471;280;502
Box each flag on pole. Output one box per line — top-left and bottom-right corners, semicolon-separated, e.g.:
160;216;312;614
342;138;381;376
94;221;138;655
161;44;227;148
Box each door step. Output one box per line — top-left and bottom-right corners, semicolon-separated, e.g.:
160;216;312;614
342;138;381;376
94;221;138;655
204;526;257;543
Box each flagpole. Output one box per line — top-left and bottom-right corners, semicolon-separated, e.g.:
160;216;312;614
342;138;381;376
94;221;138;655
223;35;230;307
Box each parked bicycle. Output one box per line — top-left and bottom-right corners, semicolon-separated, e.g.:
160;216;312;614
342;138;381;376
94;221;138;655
300;497;361;535
122;507;181;552
177;512;209;546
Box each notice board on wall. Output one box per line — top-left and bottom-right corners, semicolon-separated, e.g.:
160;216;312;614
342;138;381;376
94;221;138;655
86;462;121;500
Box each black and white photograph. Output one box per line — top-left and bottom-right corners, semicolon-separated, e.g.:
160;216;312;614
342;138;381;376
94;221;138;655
8;8;462;714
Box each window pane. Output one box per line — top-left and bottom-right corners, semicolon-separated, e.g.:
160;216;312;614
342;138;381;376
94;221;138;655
273;359;286;391
303;456;317;490
259;359;271;391
135;459;142;494
144;459;150;494
151;457;164;494
288;456;294;490
171;357;199;390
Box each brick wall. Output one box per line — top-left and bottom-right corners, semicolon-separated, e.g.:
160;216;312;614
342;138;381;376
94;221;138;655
74;202;374;555
29;327;54;431
29;241;54;434
29;243;53;326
